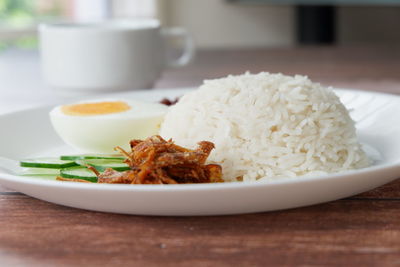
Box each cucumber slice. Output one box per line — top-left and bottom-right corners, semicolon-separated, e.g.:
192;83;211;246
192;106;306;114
76;159;130;172
60;154;124;161
18;168;60;176
20;158;78;169
19;174;58;180
60;166;98;183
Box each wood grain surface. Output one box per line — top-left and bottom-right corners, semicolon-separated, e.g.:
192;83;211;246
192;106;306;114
1;46;400;267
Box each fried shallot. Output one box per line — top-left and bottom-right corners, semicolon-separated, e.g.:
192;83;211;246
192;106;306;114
159;97;180;106
102;135;223;184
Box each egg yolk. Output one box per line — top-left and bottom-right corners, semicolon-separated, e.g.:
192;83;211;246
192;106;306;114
61;101;131;116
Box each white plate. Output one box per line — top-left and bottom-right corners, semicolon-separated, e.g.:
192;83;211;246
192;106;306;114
0;88;399;216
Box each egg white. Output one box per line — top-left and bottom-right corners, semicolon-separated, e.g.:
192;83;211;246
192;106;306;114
49;99;168;153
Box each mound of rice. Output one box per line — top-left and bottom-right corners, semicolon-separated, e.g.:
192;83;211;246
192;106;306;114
160;72;370;182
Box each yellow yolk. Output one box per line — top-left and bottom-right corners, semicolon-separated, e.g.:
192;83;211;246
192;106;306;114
61;101;131;116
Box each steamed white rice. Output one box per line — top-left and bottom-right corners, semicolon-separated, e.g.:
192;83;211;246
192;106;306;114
160;72;370;182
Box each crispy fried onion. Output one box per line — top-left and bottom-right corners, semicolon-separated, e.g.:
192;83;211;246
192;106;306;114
58;135;223;184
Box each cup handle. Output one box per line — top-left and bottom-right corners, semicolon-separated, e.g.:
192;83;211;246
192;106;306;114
162;27;195;68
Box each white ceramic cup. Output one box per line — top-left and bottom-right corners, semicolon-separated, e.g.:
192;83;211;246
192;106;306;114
39;19;195;93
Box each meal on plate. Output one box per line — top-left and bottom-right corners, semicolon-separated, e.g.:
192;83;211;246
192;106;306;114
19;72;370;184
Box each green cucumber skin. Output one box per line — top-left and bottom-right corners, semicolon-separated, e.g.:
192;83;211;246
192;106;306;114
88;165;130;172
20;161;78;169
75;159;129;172
60;155;125;161
60;166;98;183
60;172;97;183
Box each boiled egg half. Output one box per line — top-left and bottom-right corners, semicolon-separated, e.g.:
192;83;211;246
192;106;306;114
50;99;168;153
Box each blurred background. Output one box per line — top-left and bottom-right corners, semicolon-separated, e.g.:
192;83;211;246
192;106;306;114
0;0;399;112
1;0;400;49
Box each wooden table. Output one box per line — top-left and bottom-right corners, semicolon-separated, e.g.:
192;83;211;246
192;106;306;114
1;46;400;266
